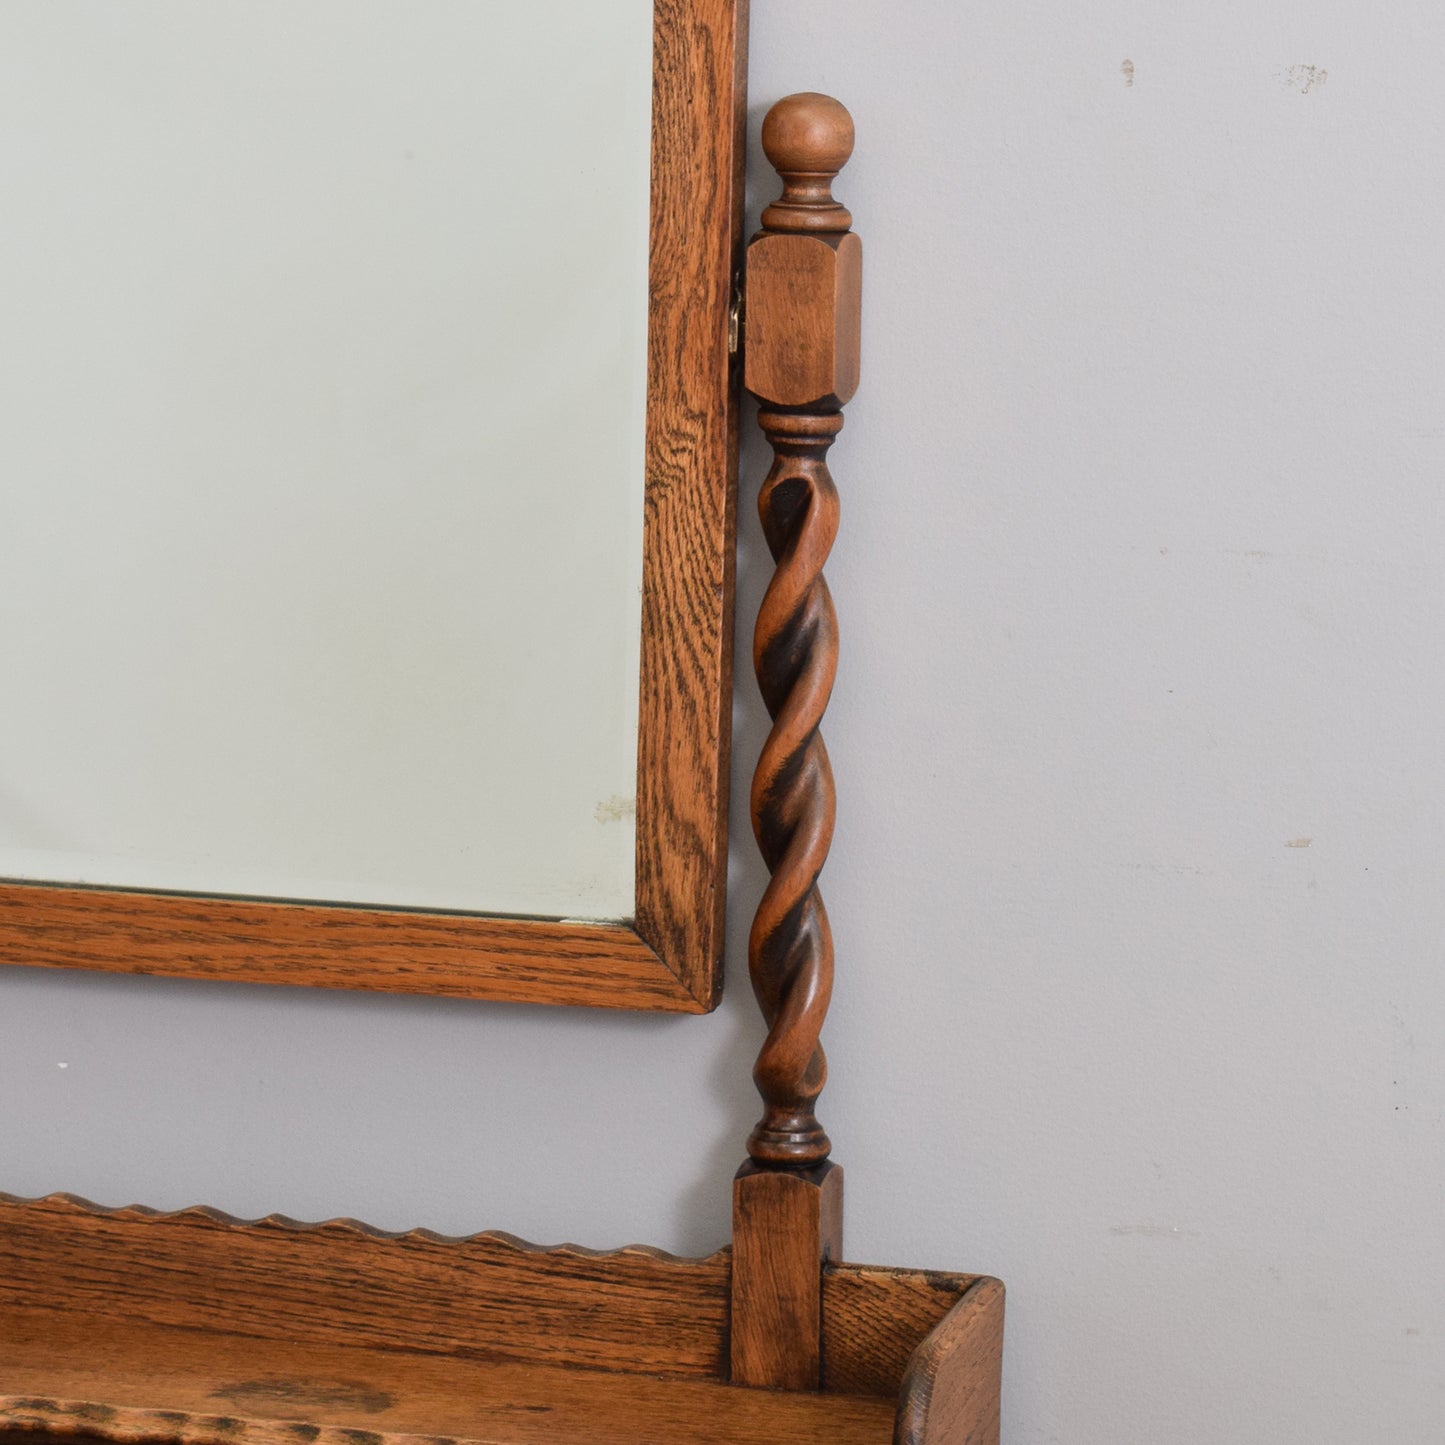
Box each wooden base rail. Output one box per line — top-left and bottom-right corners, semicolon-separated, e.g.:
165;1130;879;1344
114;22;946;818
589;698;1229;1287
0;1193;1003;1445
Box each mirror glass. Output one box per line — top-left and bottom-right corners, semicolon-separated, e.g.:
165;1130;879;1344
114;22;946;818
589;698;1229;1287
0;1;654;922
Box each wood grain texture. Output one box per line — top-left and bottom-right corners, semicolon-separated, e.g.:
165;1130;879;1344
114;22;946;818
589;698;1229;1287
0;1194;729;1381
632;0;750;1013
0;0;749;1014
729;1162;842;1390
0;1310;897;1445
631;0;749;1011
894;1279;1005;1445
0;885;699;1011
821;1266;995;1399
0;1195;998;1439
744;233;862;409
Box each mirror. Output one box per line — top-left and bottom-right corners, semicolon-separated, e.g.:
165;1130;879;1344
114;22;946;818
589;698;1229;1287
0;0;747;1012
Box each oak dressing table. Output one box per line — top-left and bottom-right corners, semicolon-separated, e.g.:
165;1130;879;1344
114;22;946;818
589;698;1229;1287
0;6;1004;1439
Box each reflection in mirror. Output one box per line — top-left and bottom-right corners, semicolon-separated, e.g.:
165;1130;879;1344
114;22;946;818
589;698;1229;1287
0;1;654;921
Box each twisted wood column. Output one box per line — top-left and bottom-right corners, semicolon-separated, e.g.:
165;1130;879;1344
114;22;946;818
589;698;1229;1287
731;93;861;1392
742;93;860;1171
747;409;841;1167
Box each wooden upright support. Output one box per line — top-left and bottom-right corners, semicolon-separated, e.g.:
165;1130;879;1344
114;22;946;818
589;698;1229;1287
731;1162;844;1390
731;92;861;1392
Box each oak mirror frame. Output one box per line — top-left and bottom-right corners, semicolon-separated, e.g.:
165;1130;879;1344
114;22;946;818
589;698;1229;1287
0;0;749;1013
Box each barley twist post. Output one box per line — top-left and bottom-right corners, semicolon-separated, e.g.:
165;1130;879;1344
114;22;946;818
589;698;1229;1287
748;408;841;1167
730;93;861;1392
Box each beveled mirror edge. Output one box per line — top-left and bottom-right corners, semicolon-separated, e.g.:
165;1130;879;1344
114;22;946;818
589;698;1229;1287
0;0;749;1014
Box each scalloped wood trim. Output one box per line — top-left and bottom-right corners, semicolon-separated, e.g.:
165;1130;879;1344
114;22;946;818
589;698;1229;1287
0;1193;730;1381
0;1192;712;1264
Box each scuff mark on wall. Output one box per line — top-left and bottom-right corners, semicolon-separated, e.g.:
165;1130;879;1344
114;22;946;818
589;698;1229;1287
1285;838;1312;848
1110;1224;1200;1240
1121;58;1135;88
1281;64;1328;93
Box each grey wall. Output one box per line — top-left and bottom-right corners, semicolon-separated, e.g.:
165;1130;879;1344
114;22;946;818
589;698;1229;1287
3;4;1443;1441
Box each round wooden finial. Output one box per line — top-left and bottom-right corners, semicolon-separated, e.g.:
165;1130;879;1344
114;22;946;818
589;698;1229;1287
760;93;855;234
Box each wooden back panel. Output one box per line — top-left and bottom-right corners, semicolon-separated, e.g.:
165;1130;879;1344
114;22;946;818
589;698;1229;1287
0;1194;730;1382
